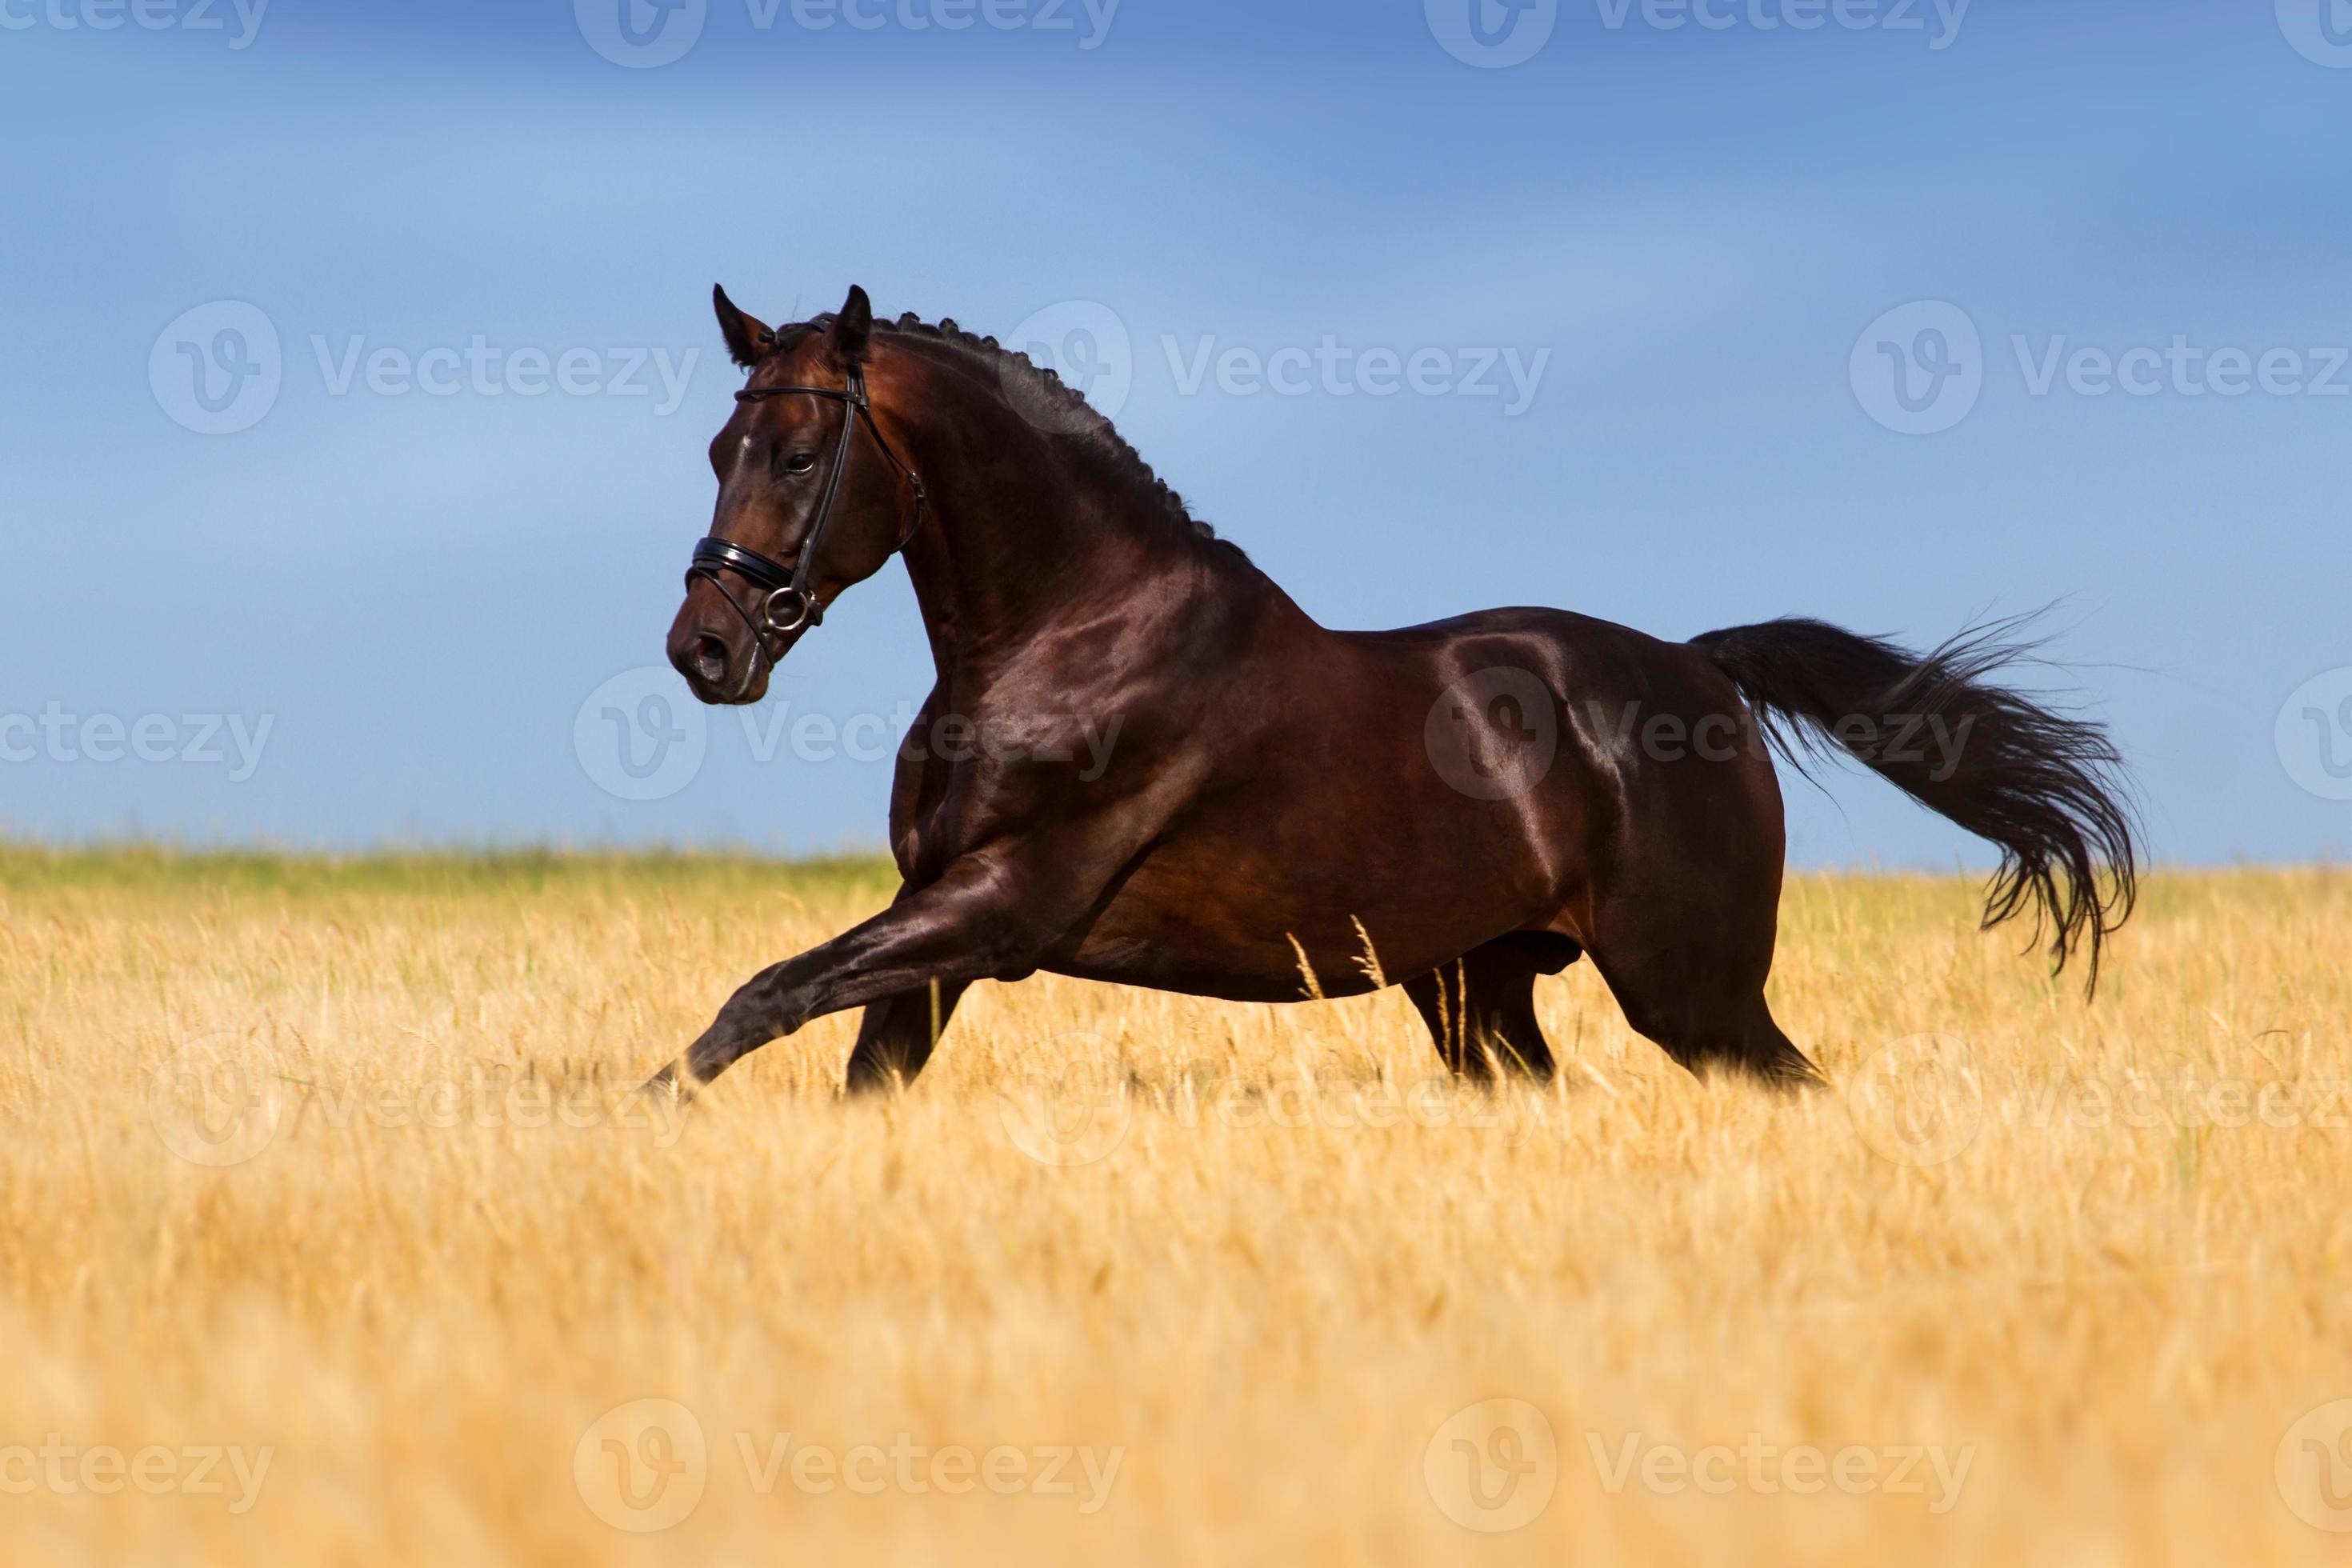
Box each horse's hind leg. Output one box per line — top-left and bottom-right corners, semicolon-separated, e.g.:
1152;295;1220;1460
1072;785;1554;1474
1590;935;1820;1089
1658;990;1818;1089
842;979;969;1094
1402;934;1574;1080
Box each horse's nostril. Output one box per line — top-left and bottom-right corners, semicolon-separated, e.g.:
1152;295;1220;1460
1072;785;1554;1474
692;634;732;684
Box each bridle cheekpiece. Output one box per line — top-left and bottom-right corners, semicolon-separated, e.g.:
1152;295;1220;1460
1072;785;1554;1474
686;362;927;649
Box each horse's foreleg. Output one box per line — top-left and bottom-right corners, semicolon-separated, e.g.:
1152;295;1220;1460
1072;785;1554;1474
1403;935;1569;1080
644;854;1087;1098
842;979;970;1095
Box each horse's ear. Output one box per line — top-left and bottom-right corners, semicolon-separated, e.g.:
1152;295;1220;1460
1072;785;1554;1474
713;284;774;370
830;284;874;364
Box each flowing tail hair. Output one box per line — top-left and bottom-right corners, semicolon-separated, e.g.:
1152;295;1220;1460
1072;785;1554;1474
1690;614;2140;990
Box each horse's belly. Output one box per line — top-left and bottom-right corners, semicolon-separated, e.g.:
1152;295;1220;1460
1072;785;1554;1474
1046;822;1556;1002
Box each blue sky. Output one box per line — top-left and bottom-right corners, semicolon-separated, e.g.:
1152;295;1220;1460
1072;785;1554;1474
4;0;2349;865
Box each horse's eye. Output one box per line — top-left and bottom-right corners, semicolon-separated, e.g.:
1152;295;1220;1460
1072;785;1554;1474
783;452;816;475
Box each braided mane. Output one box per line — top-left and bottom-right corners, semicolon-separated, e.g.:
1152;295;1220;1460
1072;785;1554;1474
774;311;1240;562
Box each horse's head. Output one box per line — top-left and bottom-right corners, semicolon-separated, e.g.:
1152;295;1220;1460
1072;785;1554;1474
670;283;927;705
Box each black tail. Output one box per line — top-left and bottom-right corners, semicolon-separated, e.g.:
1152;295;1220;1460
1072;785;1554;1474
1690;615;2139;990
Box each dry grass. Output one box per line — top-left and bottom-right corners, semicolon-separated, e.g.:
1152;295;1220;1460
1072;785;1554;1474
4;846;2352;1564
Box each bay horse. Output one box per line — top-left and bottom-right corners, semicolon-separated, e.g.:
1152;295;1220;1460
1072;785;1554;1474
647;284;2137;1096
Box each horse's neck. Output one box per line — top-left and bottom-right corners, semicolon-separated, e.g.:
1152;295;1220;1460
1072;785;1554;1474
896;424;1234;680
899;483;1170;673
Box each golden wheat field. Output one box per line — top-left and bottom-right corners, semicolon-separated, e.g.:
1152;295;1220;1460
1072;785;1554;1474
5;845;2352;1564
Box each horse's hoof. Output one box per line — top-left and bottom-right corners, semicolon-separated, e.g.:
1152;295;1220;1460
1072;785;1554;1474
640;1066;696;1105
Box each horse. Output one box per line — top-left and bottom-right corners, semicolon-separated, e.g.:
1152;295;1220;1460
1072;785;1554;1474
646;283;2137;1097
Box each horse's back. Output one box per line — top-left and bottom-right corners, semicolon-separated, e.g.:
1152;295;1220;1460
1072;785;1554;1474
1333;604;1746;715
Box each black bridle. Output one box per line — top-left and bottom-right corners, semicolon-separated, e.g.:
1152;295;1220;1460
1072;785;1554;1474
686;363;927;650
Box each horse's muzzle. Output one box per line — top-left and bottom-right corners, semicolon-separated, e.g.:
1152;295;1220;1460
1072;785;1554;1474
667;586;774;706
